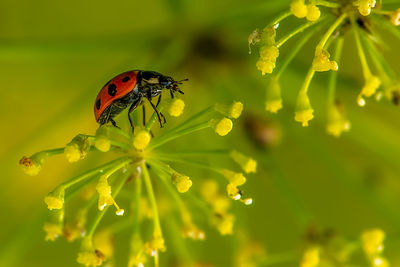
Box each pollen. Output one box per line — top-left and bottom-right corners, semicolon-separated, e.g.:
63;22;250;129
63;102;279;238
313;47;338;72
168;98;185;117
43;223;63;241
290;0;308;18
230;150;257;173
171;172;192;193
19;155;42;176
210;117;233;136
295;92;314;127
226;183;241;200
133;130;152;150
64;144;82;163
257;46;279;75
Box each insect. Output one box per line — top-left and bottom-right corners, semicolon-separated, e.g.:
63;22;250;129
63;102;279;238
94;70;187;132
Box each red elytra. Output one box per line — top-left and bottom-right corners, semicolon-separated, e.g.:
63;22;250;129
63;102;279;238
94;71;138;122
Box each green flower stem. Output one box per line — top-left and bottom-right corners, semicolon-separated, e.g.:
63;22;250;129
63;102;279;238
132;174;142;237
351;15;372;80
154;149;230;157
141;162;162;237
104;126;132;141
147;157;221;173
328;37;344;103
258;251;299;266
276;25;321;79
145;106;165;131
85;171;131;238
314;0;341;8
61;157;132;189
42;148;65;157
276;20;319;48
317;13;347;49
148;121;210;150
300;67;316;94
268;11;292;27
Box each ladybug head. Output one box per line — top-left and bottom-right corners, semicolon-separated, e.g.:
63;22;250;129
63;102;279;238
161;75;188;95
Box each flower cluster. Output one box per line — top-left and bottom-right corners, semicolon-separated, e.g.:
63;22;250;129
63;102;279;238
249;0;400;137
20;98;255;266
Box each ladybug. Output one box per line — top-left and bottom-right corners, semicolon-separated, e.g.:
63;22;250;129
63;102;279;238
94;70;186;131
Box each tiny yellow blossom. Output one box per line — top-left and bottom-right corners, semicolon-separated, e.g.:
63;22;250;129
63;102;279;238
361;75;381;97
260;45;279;61
295;92;314;127
94;230;114;258
290;0;308;18
265;76;282;113
229;101;243;119
390;8;400;26
326;102;350;137
221;169;246;186
64;144;82;163
19;155;44;176
44;187;65;210
77;251;104;267
372;256;389;267
144;235;166;257
306;4;321;22
43;223;63;241
96;175;124;215
256;59;276;75
95;137;111;152
313;47;338;72
200;179;220;203
181;224;205;240
216;214;234;235
133;130;151;150
362;228;385;257
209;117;233;136
171;172;192;193
300;247;320;267
168;98;185;117
226;183;241;200
230;150;257;173
64;134;91;162
358;0;376;16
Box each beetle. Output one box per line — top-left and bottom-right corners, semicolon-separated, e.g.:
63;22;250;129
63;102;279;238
94;70;186;132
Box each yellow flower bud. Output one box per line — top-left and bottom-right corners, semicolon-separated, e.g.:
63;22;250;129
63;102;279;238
265;76;282;113
181;224;205;240
77;236;105;267
168;98;185;117
313;47;338;72
256;59;276;75
64;144;81;163
43;223;63;241
326;102;350;137
260;46;279;61
226;183;241;200
200;179;219;203
96;175;124;215
372;256;389;267
221;169;246;186
95;137;111;152
133;130;151;150
358;0;376;16
64;134;91;162
295;92;314;127
144;235;166;257
230;150;257;173
94;230;114;258
300;247;320;267
209;118;233;136
361;75;381;97
362;228;385;257
19;153;46;176
214;101;244;119
390;8;400;26
216;214;234;235
306;4;321;22
290;0;308;18
171;172;192;193
44;186;65;210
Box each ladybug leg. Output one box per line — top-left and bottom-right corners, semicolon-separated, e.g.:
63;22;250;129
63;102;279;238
156;94;162;107
142;105;146;127
170;90;174;99
128;98;142;133
110;119;120;128
146;97;164;128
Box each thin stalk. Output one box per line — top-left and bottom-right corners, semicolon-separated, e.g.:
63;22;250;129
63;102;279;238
314;0;341;8
132;174;142;237
86;171;132;238
328;37;344;102
351;15;372;79
300;67;316;94
276;21;319;48
317;13;347;49
147;157;221;173
268;11;292;27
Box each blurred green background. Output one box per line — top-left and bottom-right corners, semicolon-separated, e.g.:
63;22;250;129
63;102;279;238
1;0;400;266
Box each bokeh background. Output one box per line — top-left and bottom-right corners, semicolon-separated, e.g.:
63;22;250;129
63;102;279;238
1;0;400;266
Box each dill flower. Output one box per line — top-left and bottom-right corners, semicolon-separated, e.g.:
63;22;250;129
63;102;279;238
20;99;255;266
326;101;350;137
361;228;385;257
300;247;320;267
250;0;400;135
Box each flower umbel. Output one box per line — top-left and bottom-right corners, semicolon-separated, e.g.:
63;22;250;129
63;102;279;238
20;99;254;266
250;0;400;135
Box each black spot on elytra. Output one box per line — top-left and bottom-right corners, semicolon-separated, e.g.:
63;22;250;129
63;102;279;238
96;99;101;110
122;76;130;83
108;83;117;96
102;79;111;88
